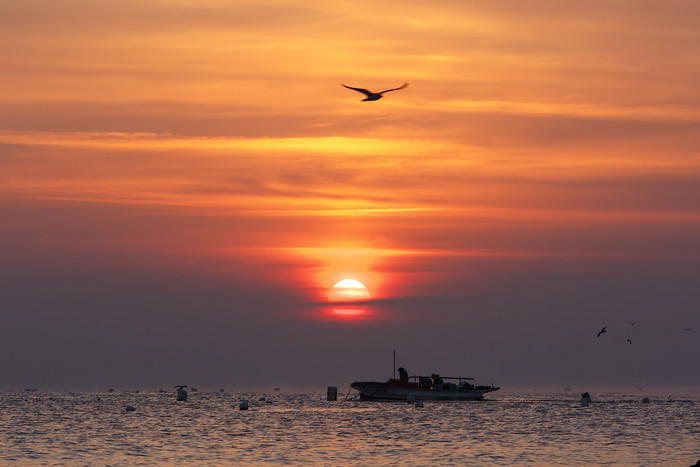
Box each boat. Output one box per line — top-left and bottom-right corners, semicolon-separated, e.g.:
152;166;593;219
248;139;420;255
350;373;499;401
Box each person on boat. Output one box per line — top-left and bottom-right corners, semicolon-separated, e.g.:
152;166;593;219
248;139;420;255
398;367;408;383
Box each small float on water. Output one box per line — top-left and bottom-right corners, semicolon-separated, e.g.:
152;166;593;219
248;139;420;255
350;368;499;401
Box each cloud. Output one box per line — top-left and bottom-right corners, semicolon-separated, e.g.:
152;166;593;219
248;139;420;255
2;0;700;389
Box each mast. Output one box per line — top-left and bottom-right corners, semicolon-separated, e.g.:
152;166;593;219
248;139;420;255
393;349;396;379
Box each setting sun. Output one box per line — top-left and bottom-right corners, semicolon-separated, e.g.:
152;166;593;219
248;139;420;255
328;279;371;301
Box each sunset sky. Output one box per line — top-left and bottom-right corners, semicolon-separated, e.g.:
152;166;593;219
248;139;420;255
1;0;699;391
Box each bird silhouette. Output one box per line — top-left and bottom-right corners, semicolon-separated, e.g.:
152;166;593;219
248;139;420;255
627;339;632;345
597;327;607;338
341;82;409;101
627;321;636;326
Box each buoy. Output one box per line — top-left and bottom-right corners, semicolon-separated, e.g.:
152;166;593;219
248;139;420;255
580;392;592;403
415;401;424;408
125;405;136;412
259;396;266;401
240;400;249;410
174;385;188;401
642;397;650;404
327;386;337;401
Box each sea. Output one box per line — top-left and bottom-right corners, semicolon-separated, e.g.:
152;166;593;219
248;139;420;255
1;389;698;466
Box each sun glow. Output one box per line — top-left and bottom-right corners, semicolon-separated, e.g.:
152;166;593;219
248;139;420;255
329;279;370;301
330;307;365;316
328;279;371;319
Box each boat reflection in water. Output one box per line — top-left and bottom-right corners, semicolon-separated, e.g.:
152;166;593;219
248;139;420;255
351;372;499;401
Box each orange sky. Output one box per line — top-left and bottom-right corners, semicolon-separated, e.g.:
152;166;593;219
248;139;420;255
1;0;699;389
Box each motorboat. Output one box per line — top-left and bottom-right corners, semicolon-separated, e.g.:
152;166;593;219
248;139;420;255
350;373;499;401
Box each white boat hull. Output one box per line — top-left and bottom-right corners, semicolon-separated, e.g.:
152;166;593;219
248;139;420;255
350;381;499;401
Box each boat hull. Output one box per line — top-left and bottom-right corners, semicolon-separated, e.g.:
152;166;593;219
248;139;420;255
350;381;499;401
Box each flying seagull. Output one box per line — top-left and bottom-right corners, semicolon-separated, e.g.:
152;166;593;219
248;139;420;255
627;339;632;345
597;327;607;338
341;82;409;101
627;321;637;326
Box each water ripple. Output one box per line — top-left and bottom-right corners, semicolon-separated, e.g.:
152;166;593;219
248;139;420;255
1;391;699;465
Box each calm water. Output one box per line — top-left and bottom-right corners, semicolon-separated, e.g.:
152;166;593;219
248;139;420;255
1;390;698;466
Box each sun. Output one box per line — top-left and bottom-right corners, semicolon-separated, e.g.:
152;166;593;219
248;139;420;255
328;279;370;301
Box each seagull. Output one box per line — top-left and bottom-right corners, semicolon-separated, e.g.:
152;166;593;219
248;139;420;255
685;328;692;332
597;327;607;338
341;82;409;101
627;321;637;326
627;339;632;345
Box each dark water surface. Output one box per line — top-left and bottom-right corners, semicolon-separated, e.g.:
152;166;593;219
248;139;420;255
1;390;698;465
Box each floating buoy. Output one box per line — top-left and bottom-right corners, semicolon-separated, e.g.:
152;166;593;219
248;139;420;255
415;401;424;408
259;396;266;401
174;385;188;401
580;392;592;403
327;386;337;401
642;397;650;404
125;406;136;412
240;400;249;410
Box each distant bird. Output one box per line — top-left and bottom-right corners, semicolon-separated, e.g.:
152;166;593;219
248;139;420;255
597;327;607;338
627;321;637;326
341;82;409;101
627;339;632;345
685;328;692;332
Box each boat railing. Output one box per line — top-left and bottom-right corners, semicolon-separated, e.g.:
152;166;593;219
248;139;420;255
409;376;475;381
